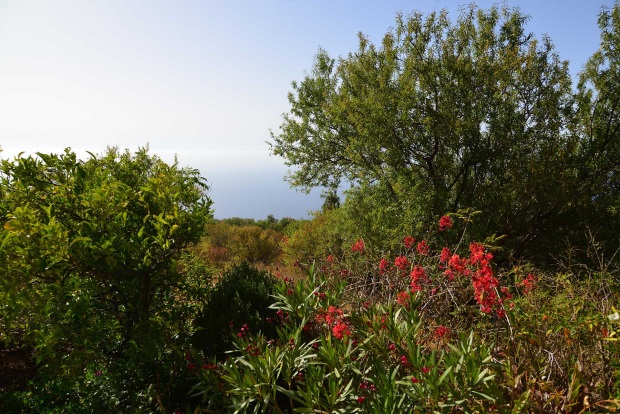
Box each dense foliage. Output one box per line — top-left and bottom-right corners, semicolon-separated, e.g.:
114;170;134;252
0;147;212;412
193;263;280;359
270;4;620;263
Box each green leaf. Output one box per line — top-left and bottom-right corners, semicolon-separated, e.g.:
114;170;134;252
3;219;23;232
437;365;452;386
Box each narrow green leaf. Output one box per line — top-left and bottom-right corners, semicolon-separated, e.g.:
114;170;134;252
437;365;453;386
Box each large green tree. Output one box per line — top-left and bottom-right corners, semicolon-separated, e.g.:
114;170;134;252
574;5;620;249
270;4;620;260
0;147;212;383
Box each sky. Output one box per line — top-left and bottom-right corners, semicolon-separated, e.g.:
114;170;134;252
0;0;616;219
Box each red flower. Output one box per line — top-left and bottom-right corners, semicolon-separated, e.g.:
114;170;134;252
434;325;450;339
416;240;430;256
351;239;365;253
446;254;469;278
440;247;451;263
519;273;537;294
326;254;334;262
403;235;416;249
410;266;426;281
410;266;427;292
396;290;410;306
394;256;410;271
400;355;411;368
237;323;250;337
421;366;430;374
332;320;351;340
316;305;351;339
438;215;453;231
411;376;420;383
469;242;492;265
379;258;391;274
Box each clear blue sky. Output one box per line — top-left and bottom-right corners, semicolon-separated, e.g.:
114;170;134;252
0;0;615;218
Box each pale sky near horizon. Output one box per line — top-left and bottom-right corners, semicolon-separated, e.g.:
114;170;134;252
0;0;616;218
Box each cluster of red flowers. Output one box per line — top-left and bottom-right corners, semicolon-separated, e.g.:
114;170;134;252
244;342;261;356
434;325;450;339
468;243;507;316
357;381;377;404
332;320;351;340
410;266;428;293
403;235;416;249
379;258;391;274
439;246;452;264
237;323;250;338
417;240;430;256
400;355;412;368
398;220;510;317
438;215;453;231
394;255;410;271
379;216;512;321
315;306;342;325
519;273;537;294
315;306;351;340
396;290;411;307
351;239;365;253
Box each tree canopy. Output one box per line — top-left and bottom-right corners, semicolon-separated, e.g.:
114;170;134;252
270;4;620;261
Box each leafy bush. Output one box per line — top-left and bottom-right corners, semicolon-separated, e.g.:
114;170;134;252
281;210;342;267
195;221;285;270
0;147;212;412
193;263;280;359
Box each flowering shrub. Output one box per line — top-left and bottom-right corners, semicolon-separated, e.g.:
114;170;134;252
192;265;505;412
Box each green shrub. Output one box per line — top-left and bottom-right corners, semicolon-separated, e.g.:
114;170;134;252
193;263;280;359
281;211;341;266
196;221;285;269
0;147;212;413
